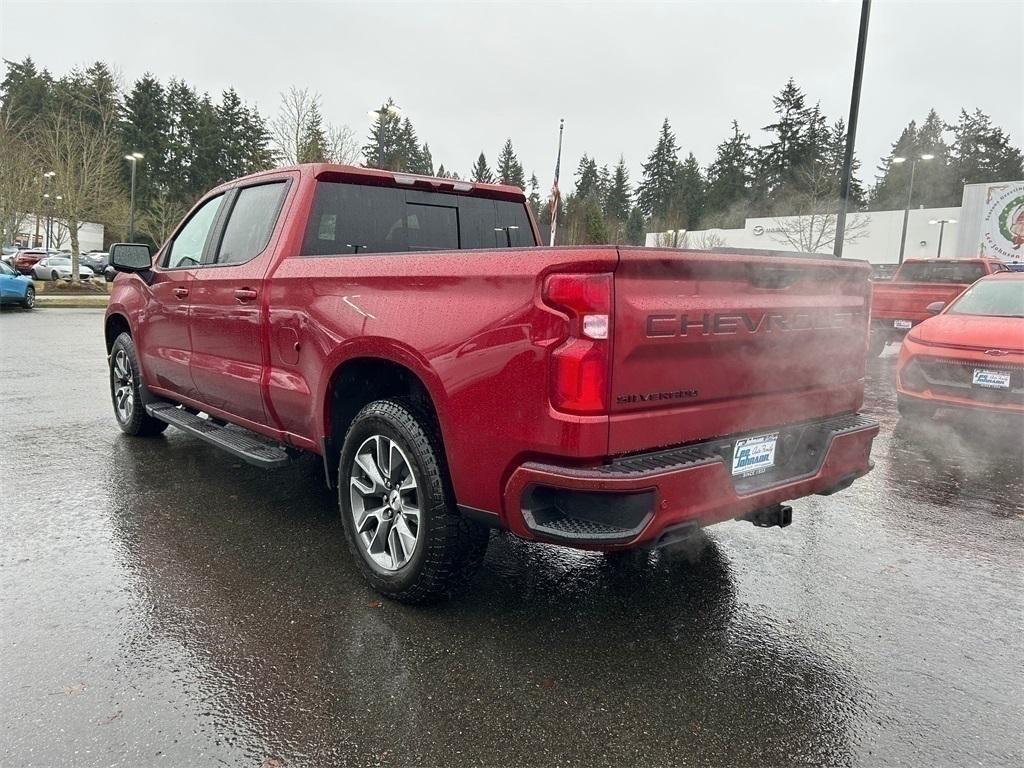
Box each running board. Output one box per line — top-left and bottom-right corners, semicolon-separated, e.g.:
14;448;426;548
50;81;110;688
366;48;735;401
145;402;291;469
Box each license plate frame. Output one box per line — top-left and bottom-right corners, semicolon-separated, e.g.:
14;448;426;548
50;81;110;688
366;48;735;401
893;319;913;330
732;433;779;477
972;368;1011;389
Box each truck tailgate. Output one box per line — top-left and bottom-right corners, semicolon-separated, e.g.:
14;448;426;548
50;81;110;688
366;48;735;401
609;248;871;455
871;282;967;319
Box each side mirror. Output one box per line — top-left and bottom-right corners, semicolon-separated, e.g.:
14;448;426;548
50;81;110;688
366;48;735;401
109;243;153;273
925;301;945;315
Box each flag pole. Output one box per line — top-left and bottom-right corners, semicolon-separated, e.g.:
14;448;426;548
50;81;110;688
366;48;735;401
549;119;564;247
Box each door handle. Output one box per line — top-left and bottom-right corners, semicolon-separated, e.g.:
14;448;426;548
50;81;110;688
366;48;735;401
173;287;189;299
234;287;258;303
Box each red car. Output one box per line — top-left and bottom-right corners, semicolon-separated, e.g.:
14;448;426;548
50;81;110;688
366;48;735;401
12;249;49;275
897;273;1024;418
869;258;1010;356
103;164;878;602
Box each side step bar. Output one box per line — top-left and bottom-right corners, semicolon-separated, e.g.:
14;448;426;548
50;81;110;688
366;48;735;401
145;402;291;469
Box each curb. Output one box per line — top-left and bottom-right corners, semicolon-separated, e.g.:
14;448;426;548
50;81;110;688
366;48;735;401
35;296;110;309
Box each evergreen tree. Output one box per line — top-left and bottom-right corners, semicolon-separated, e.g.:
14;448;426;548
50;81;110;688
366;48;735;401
604;157;632;224
0;56;53;125
574;154;601;199
753;78;813;209
297;101;329;163
436;163;451;178
420;143;434;176
580;195;609;244
363;98;404;171
121;74;168;208
597;164;611;202
624;207;646;245
396;117;424;173
527;173;542;219
704;120;753;227
496;138;526;188
672;153;706;229
239;103;273;173
823;119;865;206
636;119;680;222
165;79;202;200
218;87;253;175
471;152;493;183
949;108;1024;191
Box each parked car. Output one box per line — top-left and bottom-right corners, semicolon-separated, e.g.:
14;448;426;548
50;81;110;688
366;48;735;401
0;260;35;308
897;273;1023;418
1004;261;1024;273
104;163;878;603
79;251;109;274
12;249;49;275
32;255;95;281
868;258;1010;356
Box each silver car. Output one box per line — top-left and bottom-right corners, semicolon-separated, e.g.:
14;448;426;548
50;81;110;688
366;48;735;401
31;255;95;281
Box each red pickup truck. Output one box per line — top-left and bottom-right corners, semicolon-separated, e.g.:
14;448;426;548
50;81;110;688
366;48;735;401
104;164;878;602
869;258;1009;356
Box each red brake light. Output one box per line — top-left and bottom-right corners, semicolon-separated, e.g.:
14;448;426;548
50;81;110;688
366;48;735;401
543;273;613;414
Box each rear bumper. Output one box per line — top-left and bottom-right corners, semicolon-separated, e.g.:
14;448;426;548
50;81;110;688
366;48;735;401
503;413;878;550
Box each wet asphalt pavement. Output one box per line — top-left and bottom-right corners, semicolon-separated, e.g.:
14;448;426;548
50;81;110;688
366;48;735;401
1;308;1022;767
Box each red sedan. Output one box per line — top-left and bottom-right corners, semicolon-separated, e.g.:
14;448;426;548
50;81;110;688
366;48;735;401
897;273;1024;418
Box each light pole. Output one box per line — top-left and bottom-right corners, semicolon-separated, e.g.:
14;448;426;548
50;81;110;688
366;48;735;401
834;0;871;257
36;171;55;247
124;152;144;240
892;153;934;263
929;218;956;258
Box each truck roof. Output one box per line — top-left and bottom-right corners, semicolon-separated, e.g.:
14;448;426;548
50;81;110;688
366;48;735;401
232;163;527;202
899;257;1004;264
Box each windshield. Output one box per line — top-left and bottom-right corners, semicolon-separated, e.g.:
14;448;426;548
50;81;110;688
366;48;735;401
947;279;1024;318
896;261;988;284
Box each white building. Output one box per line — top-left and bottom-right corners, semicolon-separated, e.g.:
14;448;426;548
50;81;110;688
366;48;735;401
10;214;105;253
648;180;1024;265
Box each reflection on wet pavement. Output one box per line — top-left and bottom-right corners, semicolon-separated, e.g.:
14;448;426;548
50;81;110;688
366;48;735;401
2;310;1021;767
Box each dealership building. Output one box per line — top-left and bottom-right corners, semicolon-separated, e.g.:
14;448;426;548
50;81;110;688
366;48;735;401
648;180;1024;265
9;214;105;253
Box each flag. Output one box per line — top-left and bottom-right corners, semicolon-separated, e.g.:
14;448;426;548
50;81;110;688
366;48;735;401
549;119;564;247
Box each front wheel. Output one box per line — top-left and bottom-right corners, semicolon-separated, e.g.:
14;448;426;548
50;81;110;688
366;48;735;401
109;332;168;436
338;398;489;604
21;285;34;309
50;270;58;281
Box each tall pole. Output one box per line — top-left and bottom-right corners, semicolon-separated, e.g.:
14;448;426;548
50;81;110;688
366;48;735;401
549;119;564;247
936;221;946;258
128;158;137;241
834;0;871;258
897;159;917;264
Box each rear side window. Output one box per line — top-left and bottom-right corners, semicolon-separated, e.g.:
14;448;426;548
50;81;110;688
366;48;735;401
215;182;288;265
897;261;987;284
301;182;535;256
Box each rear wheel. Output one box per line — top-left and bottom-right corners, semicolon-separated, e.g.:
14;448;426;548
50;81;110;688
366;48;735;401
50;270;58;281
338;398;489;604
109;332;168;437
897;394;936;420
21;285;34;309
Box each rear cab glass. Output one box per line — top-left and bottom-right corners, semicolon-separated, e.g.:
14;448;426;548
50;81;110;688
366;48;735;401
301;182;535;256
896;261;987;284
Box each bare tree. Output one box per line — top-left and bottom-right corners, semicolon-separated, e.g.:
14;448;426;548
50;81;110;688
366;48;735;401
139;191;188;248
682;229;729;249
768;167;870;253
0;112;42;247
35;110;122;281
271;87;358;166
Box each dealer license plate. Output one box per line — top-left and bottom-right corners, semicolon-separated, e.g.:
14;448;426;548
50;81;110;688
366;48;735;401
894;319;913;330
732;433;778;476
972;369;1010;389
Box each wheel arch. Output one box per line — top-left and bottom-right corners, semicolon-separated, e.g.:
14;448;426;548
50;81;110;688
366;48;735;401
104;312;132;353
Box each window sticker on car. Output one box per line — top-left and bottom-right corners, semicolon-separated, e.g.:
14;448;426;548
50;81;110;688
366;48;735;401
732;433;778;476
894;319;913;330
972;369;1010;389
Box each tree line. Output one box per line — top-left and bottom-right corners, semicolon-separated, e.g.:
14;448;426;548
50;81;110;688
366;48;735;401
2;56;1021;264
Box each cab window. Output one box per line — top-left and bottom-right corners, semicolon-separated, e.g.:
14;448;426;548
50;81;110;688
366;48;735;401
162;194;224;269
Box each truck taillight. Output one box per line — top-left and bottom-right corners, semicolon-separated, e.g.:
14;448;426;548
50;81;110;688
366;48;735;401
543;273;613;414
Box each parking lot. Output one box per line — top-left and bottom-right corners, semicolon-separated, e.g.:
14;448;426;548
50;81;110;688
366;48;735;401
1;308;1021;767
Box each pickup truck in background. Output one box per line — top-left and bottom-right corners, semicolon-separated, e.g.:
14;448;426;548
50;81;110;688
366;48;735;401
104;163;879;603
869;257;1010;356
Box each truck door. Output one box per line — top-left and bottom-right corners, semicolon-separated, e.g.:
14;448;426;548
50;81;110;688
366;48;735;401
188;179;291;428
140;193;226;400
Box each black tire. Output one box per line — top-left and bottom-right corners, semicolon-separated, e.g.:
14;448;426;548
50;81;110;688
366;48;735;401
21;285;34;309
109;332;168;437
867;332;886;358
897;394;936;420
50;270;58;281
338;398;489;604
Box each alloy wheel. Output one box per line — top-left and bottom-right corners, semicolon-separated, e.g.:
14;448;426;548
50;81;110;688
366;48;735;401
349;434;421;571
112;349;134;423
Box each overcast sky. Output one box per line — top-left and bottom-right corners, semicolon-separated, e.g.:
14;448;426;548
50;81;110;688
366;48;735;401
2;0;1022;189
